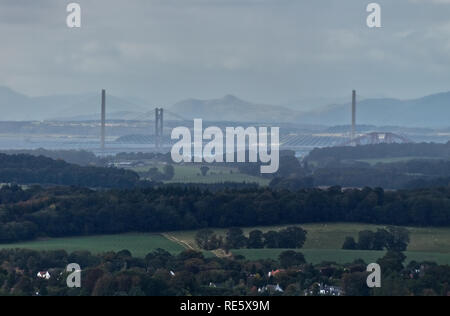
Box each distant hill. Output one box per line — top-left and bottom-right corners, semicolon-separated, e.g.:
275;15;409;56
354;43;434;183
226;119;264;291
54;91;450;127
170;94;302;123
2;85;450;127
0;86;33;120
52;110;146;121
48;94;148;120
299;92;450;127
0;86;148;121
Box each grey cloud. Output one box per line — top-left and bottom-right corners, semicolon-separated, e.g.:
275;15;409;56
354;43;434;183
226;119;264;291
0;0;450;108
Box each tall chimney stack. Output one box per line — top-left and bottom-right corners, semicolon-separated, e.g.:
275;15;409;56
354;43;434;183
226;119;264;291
352;90;356;141
101;89;106;151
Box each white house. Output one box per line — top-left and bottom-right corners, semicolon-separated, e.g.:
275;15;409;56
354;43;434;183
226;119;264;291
37;271;51;280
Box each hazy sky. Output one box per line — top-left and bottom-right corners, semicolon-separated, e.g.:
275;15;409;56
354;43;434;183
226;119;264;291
1;0;450;109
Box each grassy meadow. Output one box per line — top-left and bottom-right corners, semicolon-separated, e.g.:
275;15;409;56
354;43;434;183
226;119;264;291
1;223;450;264
130;162;270;185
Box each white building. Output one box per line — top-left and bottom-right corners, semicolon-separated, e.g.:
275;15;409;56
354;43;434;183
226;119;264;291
37;271;51;280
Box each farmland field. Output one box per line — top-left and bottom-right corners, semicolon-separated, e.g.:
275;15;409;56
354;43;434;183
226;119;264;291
165;223;450;264
130;162;269;185
0;233;185;258
167;164;269;185
1;223;450;264
165;223;450;253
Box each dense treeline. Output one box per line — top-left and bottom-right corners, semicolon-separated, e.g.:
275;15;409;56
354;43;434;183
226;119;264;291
271;157;450;190
0;150;173;167
165;182;260;192
0;184;35;204
287;142;450;189
237;150;308;179
406;177;450;189
0;149;99;166
195;227;307;250
1;248;449;296
310;163;419;189
310;159;450;189
342;227;410;251
377;159;450;176
112;152;172;163
0;152;263;190
0;153;144;188
307;142;450;166
1;184;450;243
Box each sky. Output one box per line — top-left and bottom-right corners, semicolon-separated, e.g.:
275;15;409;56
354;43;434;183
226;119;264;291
1;0;450;109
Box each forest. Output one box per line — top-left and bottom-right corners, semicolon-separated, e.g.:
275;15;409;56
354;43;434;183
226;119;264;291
0;153;144;188
6;148;450;191
269;144;450;190
1;184;450;243
305;160;450;189
307;142;450;165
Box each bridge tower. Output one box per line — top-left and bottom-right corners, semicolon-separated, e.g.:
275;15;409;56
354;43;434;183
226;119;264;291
155;108;164;149
351;90;356;142
101;89;106;151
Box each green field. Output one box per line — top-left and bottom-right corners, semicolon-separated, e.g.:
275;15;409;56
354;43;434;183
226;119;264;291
1;224;450;264
166;223;450;253
165;223;450;264
167;164;269;185
130;163;269;185
0;233;185;258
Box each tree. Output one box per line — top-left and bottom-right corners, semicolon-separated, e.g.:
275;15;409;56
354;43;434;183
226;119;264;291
373;228;390;251
147;165;175;181
342;237;358;250
117;249;132;258
225;228;247;249
14;277;33;295
82;268;104;294
357;230;375;250
279;251;306;268
278;227;307;249
385;226;410;251
373;275;410;296
248;230;264;249
208;234;223;250
377;251;406;274
344;227;410;251
147;167;165;181
92;274;115;296
342;272;371;296
195;229;217;250
163;164;175;180
200;166;210;177
263;231;280;248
